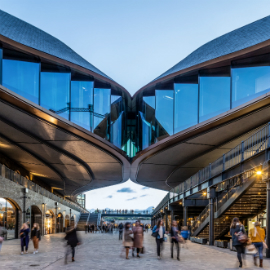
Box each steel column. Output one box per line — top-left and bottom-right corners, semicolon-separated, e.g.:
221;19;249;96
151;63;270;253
266;180;270;258
183;206;188;226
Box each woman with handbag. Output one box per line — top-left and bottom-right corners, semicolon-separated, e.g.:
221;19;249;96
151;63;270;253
170;220;180;261
230;217;246;268
152;219;166;259
123;222;133;259
249;221;266;268
20;223;30;255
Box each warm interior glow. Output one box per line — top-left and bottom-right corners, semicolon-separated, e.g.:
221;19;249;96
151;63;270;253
256;171;262;175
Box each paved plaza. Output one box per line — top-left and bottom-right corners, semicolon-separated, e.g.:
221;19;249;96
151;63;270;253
0;232;270;269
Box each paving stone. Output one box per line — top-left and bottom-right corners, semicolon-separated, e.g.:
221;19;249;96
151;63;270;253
1;231;270;269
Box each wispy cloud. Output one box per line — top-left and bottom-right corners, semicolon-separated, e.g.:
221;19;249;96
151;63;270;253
127;197;137;201
117;187;135;193
106;195;113;198
142;187;149;190
140;194;148;197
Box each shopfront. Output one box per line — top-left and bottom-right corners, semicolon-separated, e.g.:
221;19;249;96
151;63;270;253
0;198;18;239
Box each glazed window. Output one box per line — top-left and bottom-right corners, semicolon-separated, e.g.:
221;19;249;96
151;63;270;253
174;83;198;133
40;72;71;120
2;59;40;104
70;81;94;131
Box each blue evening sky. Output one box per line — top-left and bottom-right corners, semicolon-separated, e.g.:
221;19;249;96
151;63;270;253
1;0;269;209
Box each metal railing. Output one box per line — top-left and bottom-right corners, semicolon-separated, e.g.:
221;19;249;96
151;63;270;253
191;205;209;234
153;123;270;215
100;209;152;215
1;165;87;213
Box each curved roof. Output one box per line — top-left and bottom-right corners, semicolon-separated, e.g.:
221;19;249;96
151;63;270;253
0;9;112;80
153;15;270;82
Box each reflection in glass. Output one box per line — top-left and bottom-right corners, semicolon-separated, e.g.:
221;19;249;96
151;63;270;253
174;84;198;133
70;81;94;131
93;88;111;139
155;90;174;140
40;72;71;120
2;60;40;104
0;198;16;239
199;77;230;122
232;66;270;108
139;112;153;150
111;95;123;148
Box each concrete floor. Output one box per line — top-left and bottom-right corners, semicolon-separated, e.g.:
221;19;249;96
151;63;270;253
1;231;270;269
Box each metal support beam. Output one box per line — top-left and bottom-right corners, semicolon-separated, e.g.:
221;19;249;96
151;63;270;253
165;211;168;230
208;186;216;246
266;180;270;258
183;206;188;226
209;197;214;246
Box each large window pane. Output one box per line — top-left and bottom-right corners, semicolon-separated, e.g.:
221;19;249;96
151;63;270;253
111;95;123;148
156;90;174;139
199;77;230;122
93;88;111;139
70;81;93;131
40;72;70;120
139;111;152;150
232;66;270;108
2;60;40;104
174;83;198;133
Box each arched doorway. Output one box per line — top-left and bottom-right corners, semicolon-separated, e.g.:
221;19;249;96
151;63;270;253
45;210;55;234
0;198;18;239
26;205;42;231
56;212;63;233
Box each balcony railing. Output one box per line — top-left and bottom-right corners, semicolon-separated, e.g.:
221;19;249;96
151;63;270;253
1;165;87;213
153;123;270;215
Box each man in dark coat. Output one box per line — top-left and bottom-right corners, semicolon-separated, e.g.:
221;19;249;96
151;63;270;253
65;227;80;263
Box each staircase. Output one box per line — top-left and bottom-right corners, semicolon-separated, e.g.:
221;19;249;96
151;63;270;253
88;213;100;226
77;213;90;231
191;170;266;240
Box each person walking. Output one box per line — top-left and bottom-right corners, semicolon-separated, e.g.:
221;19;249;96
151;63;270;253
230;217;246;268
132;221;144;258
118;223;124;240
123;222;133;259
20;223;30;255
152;219;166;259
0;226;7;252
249;221;265;267
64;226;80;264
31;223;41;254
171;220;180;261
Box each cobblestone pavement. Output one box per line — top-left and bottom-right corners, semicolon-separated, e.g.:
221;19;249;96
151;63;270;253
1;231;270;269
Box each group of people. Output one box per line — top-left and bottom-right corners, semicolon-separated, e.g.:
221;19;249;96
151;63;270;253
123;220;144;259
85;224;96;233
230;217;266;268
19;222;41;255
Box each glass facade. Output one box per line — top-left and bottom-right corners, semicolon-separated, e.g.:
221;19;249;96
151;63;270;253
232;66;270;108
2;60;40;104
40;72;71;120
93;88;111;139
1;47;270;155
71;81;94;131
199;77;230;122
174;83;198;133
